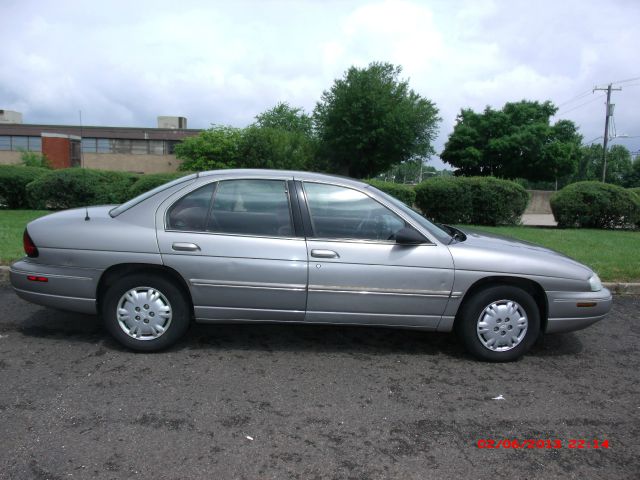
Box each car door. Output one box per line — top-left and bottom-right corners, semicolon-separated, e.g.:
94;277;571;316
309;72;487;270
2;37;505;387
298;181;454;329
156;177;308;322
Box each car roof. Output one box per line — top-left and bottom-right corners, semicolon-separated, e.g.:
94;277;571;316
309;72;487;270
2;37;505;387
197;169;369;190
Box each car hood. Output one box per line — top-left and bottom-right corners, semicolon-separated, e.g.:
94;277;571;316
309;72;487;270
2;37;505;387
447;228;593;281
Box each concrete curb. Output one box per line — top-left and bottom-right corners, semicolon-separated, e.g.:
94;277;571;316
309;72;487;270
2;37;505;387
0;266;8;287
603;282;640;296
1;264;639;295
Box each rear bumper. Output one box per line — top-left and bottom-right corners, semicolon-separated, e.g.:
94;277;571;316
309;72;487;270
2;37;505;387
545;288;612;334
10;259;98;314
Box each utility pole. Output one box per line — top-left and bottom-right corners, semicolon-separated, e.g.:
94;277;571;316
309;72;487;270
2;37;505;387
593;84;622;182
79;110;84;168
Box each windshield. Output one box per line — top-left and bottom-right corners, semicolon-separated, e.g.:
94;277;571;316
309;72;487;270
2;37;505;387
109;173;198;217
366;186;453;244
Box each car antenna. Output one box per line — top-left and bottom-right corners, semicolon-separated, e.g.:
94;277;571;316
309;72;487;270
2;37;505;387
85;206;90;221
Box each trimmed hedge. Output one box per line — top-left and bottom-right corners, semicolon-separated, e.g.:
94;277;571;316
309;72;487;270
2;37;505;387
26;169;139;209
414;177;471;224
0;165;48;209
466;177;530;226
414;176;529;226
551;181;640;229
128;172;190;198
365;179;416;205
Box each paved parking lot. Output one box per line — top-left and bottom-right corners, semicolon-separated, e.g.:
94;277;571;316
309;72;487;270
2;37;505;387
0;288;638;479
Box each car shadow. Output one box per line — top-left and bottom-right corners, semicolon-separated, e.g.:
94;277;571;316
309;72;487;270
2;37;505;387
530;332;584;356
17;307;584;359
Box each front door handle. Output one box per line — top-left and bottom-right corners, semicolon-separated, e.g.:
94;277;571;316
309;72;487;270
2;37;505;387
172;242;201;252
311;249;339;259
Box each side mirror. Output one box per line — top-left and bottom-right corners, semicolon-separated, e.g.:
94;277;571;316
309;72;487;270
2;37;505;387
394;227;426;245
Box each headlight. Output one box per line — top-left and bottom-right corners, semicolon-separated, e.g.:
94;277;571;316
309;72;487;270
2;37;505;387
589;274;602;292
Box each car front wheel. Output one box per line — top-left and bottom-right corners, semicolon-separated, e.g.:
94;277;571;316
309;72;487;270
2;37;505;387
456;285;540;362
101;274;190;351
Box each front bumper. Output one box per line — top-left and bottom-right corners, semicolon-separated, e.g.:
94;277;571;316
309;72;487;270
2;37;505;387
10;259;99;314
545;288;612;334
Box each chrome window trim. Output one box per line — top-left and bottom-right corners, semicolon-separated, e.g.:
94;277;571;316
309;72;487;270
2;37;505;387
163;228;304;242
305;237;436;246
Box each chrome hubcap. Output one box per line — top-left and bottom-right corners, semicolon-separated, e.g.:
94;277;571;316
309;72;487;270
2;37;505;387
116;287;172;341
476;299;528;352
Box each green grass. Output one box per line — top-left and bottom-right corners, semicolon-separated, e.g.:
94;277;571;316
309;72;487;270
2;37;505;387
0;210;50;264
1;210;638;282
462;225;640;282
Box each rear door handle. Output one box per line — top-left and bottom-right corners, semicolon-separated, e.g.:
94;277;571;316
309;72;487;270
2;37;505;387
172;242;201;252
311;249;339;259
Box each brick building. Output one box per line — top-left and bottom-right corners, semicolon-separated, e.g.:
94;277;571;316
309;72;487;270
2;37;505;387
0;111;201;173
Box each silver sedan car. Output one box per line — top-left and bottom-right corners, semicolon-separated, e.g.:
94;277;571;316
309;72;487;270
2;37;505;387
10;169;612;361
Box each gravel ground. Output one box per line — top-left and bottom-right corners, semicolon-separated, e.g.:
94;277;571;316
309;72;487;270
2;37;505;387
0;288;638;479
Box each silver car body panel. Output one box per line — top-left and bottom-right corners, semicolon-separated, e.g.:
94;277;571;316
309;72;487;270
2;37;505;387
305;240;453;328
10;169;613;336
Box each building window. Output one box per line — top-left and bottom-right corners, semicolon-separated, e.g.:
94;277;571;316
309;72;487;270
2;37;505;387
82;138;97;153
131;140;148;155
149;140;164;155
112;139;131;154
28;136;41;152
78;138;179;155
11;136;28;151
97;139;110;153
167;141;179;154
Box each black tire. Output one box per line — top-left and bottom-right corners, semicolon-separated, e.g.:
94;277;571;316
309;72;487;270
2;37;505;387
455;285;540;362
101;274;191;352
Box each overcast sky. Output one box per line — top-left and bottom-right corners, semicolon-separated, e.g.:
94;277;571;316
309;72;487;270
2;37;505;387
2;0;639;168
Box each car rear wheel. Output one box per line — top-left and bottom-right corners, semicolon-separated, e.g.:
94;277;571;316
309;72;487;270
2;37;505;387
456;285;540;362
101;274;190;352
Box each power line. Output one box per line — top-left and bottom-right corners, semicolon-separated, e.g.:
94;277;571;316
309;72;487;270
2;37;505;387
556;89;593;108
611;75;640;85
556;94;604;116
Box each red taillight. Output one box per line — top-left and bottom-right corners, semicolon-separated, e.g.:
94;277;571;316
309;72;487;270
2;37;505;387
23;229;39;258
27;275;48;282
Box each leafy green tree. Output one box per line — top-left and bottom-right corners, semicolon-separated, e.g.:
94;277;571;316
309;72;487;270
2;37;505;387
624;157;640;188
241;102;317;170
442;101;582;182
255;102;313;136
176;126;243;171
575;144;633;186
314;62;440;178
376;161;442;184
574;144;599;182
595;144;633;185
238;125;315;170
175;103;318;172
19;149;50;168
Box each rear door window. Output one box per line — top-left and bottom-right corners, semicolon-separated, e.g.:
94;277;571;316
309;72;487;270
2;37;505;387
208;179;293;237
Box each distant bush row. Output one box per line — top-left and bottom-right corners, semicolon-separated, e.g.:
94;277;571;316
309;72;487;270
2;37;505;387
550;181;640;229
0;166;186;210
365;179;416;205
414;176;530;226
2;165;638;229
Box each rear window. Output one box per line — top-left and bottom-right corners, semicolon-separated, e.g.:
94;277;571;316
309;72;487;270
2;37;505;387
109;174;197;217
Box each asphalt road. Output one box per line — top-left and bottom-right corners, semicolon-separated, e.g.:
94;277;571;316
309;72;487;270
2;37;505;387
0;288;638;480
